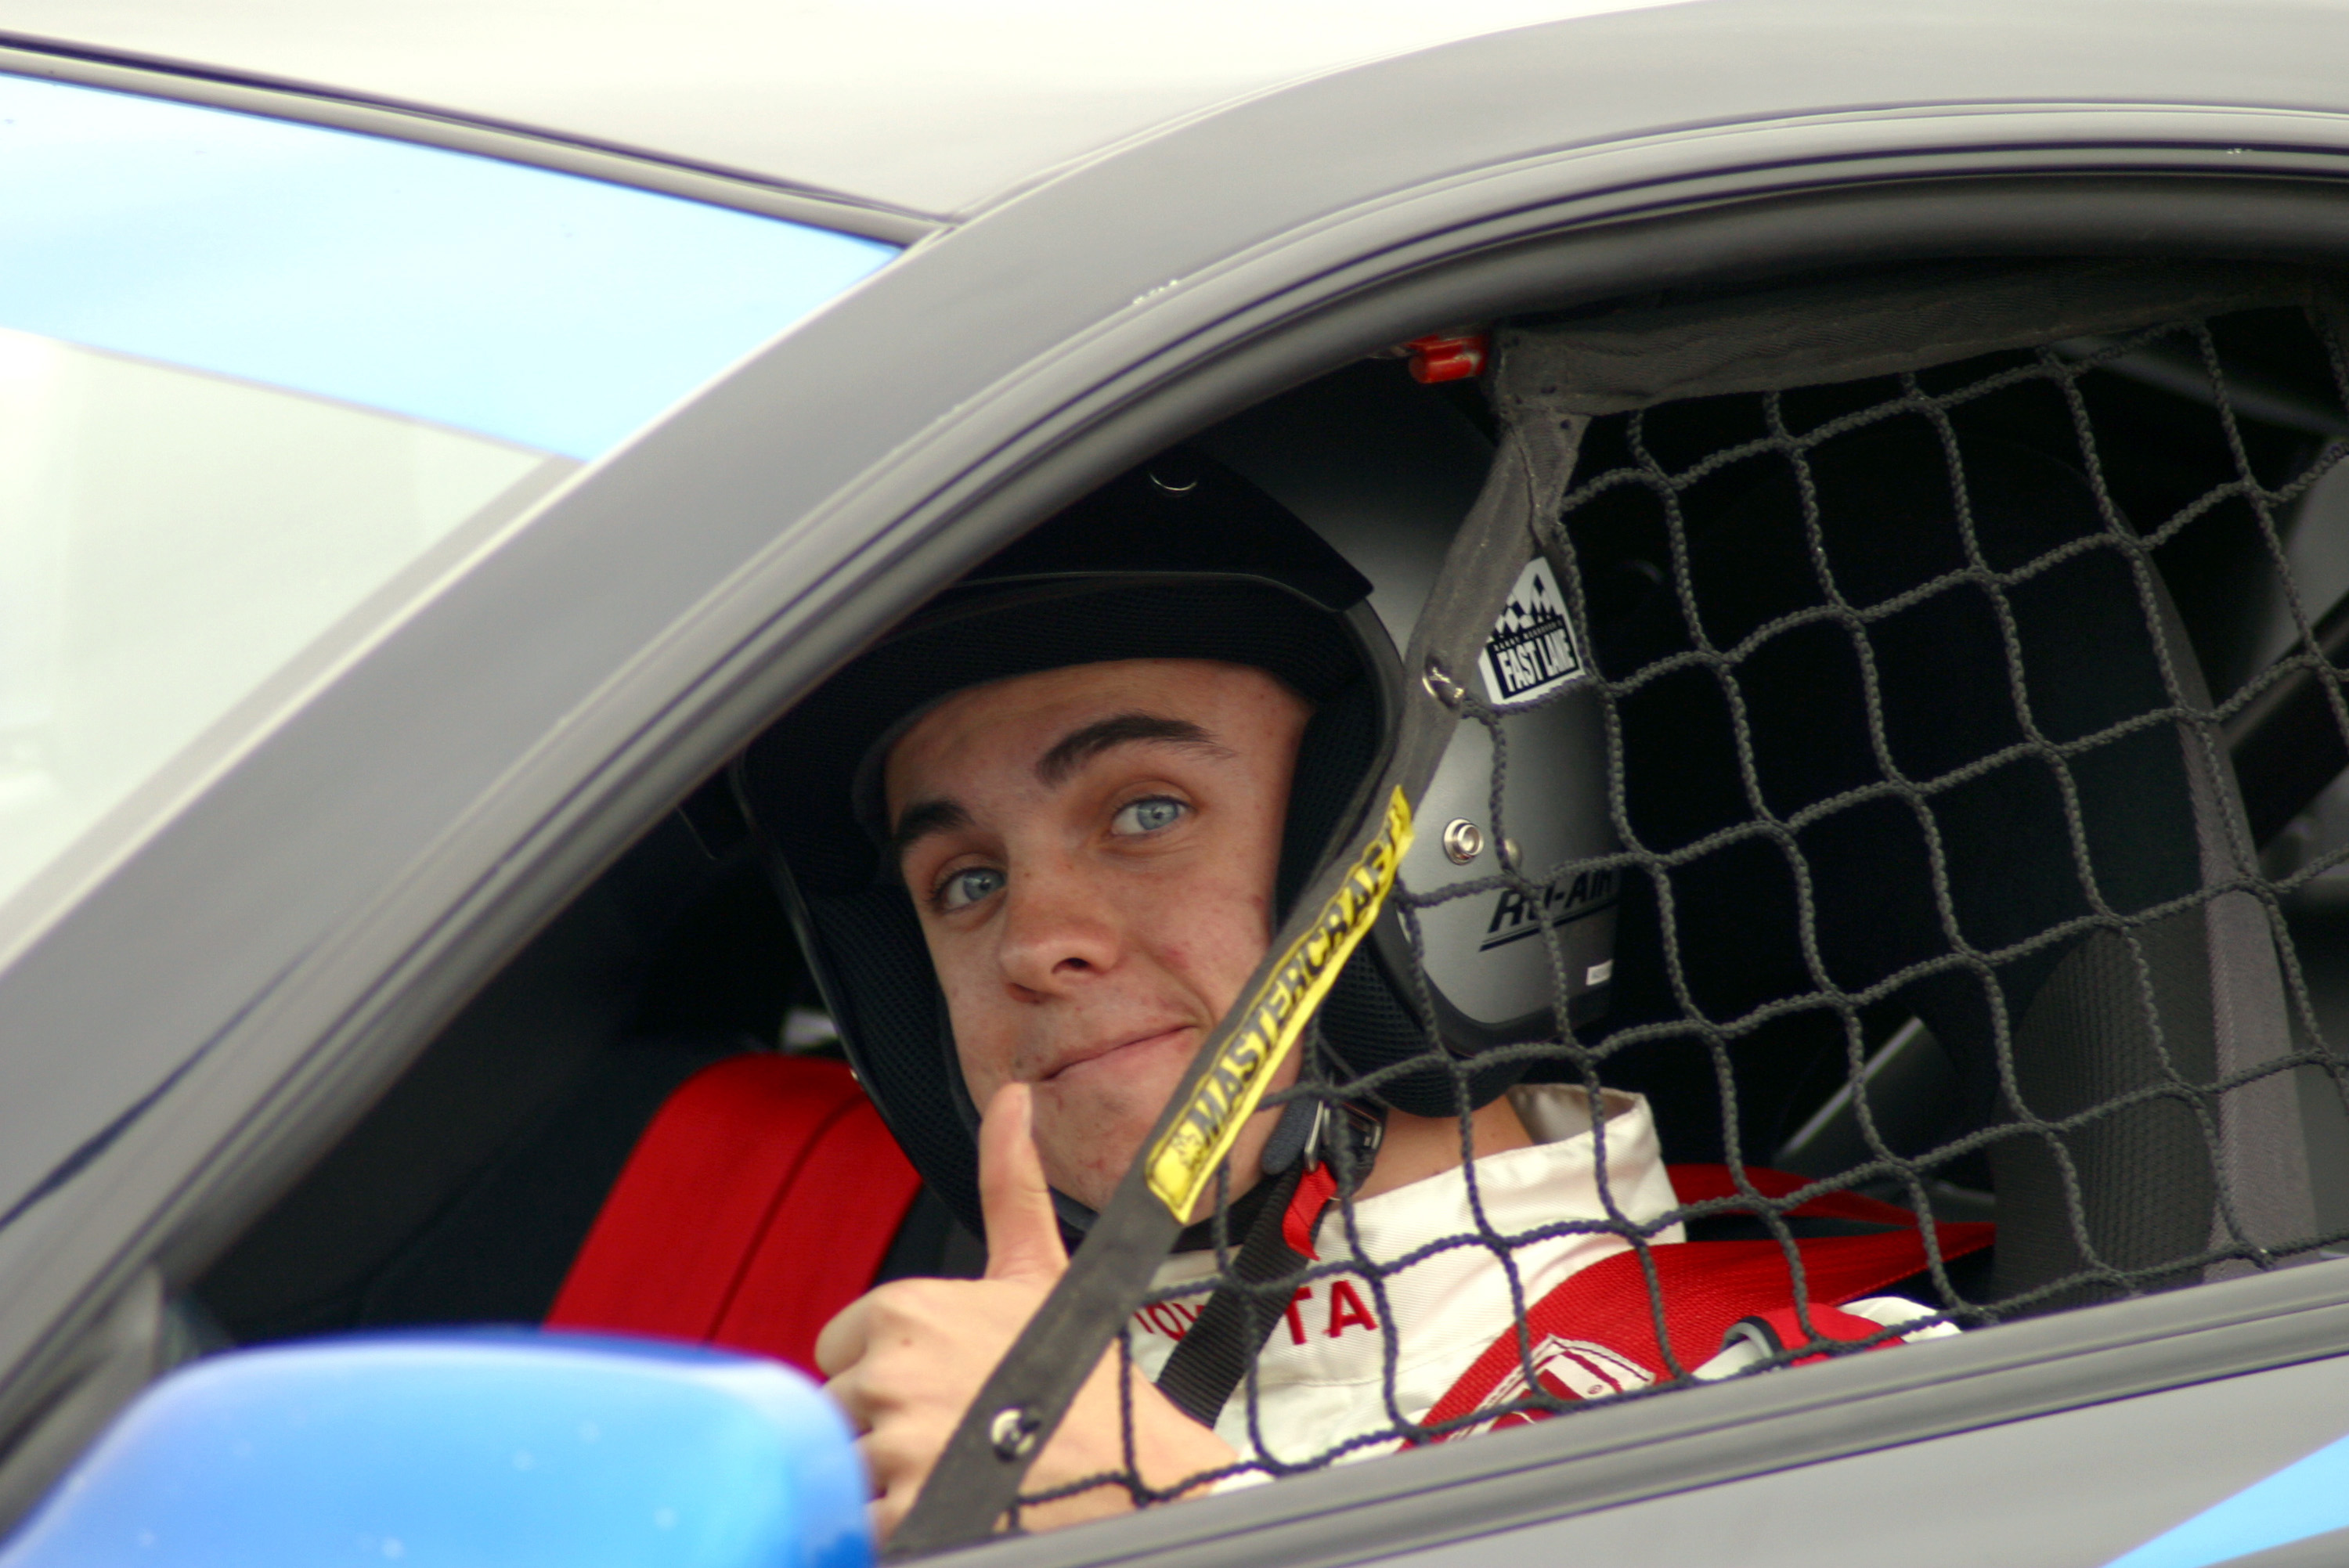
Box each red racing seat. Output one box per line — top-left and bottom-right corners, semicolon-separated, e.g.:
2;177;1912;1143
547;1054;922;1376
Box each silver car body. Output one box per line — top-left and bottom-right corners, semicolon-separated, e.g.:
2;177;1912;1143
3;2;2349;1563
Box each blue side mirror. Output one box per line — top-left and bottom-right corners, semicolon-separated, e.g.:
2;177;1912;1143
0;1332;871;1568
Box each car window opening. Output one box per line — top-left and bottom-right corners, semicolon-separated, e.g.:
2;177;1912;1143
178;255;2349;1549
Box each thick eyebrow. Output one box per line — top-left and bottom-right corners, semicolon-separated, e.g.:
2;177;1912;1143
890;797;972;859
1034;712;1229;789
889;713;1225;863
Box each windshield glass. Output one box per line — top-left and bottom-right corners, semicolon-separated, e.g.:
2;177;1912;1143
0;72;897;934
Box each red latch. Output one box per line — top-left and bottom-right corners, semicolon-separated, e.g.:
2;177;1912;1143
1403;332;1489;384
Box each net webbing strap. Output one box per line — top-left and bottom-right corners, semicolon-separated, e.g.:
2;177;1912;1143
1514;259;2328;1313
890;258;2347;1552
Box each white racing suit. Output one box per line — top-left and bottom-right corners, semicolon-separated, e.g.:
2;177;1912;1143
1124;1085;1960;1472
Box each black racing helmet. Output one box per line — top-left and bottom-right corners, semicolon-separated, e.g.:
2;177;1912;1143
739;418;1616;1236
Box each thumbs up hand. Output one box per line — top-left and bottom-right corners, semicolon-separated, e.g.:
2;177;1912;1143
817;1083;1237;1538
971;1077;1070;1287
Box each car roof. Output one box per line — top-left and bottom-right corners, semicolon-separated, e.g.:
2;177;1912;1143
0;0;1686;220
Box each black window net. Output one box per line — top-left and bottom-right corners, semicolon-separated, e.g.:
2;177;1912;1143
893;258;2349;1548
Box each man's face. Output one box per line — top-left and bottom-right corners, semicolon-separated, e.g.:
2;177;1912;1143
886;658;1311;1213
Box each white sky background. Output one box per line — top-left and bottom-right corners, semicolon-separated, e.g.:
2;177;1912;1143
0;0;1700;213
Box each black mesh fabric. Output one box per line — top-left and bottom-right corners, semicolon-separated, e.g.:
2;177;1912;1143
1274;679;1385;917
1589;424;2217;1309
1989;918;2221;1307
965;273;2349;1532
1272;677;1532;1116
793;881;977;1226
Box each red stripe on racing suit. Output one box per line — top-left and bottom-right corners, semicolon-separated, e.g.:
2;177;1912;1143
1415;1167;1992;1441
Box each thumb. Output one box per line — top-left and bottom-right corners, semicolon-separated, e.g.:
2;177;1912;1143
979;1082;1069;1283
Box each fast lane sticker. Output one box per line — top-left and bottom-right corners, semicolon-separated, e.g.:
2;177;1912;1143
1143;788;1413;1222
1478;558;1584;705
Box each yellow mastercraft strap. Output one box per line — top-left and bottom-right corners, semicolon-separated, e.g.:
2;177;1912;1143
1143;787;1414;1221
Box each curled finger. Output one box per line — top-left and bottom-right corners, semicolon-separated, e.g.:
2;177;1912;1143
814;1292;873;1377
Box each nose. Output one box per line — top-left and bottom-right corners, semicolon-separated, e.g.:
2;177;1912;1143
995;854;1124;999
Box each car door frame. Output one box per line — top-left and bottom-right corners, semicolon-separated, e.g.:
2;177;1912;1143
8;0;2349;1541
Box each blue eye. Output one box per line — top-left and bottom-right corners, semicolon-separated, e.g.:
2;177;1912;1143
1112;797;1186;835
936;866;1005;911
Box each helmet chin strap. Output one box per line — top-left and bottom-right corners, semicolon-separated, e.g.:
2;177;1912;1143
1256;1094;1322;1178
1150;1040;1387;1427
1259;1023;1381;1183
1258;1040;1387;1188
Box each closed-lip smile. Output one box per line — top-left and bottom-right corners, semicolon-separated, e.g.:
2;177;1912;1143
1043;1023;1194;1081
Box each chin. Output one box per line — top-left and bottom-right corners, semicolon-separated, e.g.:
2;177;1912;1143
1039;1135;1151;1213
1039;1113;1281;1219
1033;1098;1158;1212
1031;1047;1285;1214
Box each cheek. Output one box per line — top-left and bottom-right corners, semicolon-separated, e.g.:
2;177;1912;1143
929;943;1013;1103
1030;1065;1185;1203
1145;873;1276;1003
